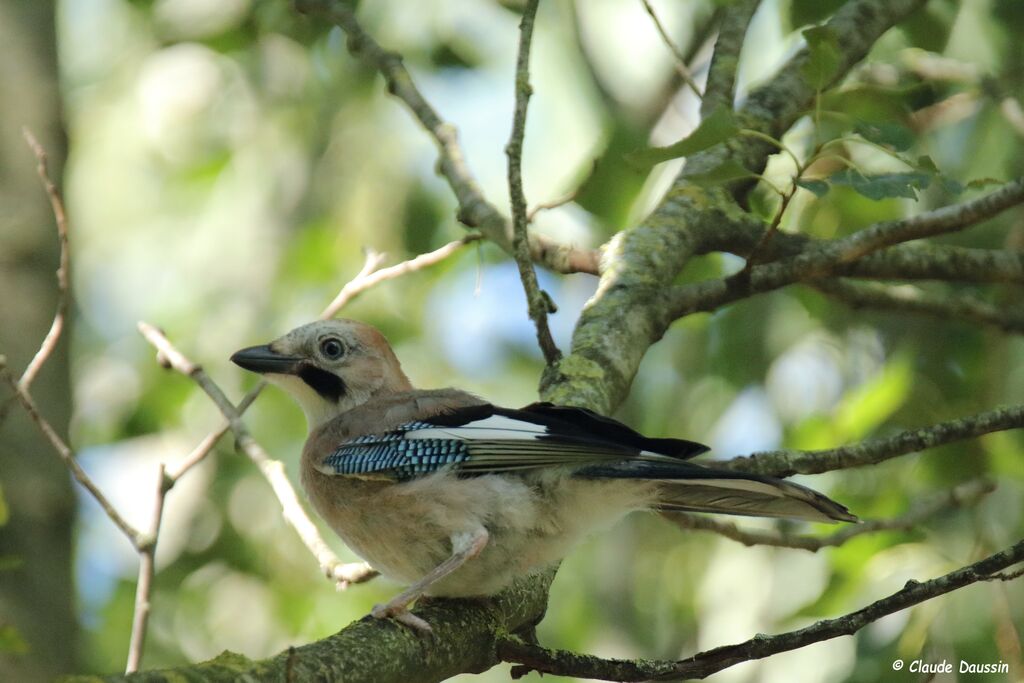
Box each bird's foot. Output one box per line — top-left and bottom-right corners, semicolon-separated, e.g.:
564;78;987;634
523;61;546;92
371;602;433;633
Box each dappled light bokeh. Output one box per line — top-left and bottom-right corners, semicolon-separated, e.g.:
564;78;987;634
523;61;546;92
48;0;1024;680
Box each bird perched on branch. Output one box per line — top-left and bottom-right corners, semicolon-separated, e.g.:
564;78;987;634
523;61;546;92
231;319;856;631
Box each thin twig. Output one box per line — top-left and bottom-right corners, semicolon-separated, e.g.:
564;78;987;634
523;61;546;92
0;130;72;425
137;323;377;587
638;0;702;97
138;325;335;559
19;128;70;393
165;383;263;481
665;479;995;551
526;161;597;222
498;537;1024;681
321;236;478;319
293;0;599;276
0;365;143;547
988;567;1024;582
506;0;561;366
125;464;170;673
741;180;798;272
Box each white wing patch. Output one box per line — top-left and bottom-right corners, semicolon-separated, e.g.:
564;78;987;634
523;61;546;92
402;414;549;441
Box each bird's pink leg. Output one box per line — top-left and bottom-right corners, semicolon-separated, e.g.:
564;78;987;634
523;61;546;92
371;528;489;632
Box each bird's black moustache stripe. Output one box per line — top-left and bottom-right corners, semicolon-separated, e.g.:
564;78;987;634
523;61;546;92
298;365;346;403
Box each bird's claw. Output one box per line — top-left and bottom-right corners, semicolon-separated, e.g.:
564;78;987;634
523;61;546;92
371;603;433;633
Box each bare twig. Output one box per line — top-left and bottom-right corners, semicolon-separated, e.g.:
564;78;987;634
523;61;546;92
666;479;995;551
526;161;597;222
742;180;798;271
498;537;1024;681
125;464;170;673
18;128;70;393
506;0;561;366
0;129;72;425
293;0;600;276
638;0;702;98
165;384;263;481
119;236;477;668
0;365;143;547
137;322;373;587
321;236;478;319
989;567;1024;582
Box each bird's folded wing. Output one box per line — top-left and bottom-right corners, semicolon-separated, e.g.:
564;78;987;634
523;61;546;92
314;403;709;481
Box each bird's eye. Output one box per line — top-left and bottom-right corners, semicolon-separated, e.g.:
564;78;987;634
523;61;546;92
320;338;344;360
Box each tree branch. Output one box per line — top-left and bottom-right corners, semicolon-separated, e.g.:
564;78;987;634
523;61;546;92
125;464;169;674
720;402;1024;478
638;0;703;98
83;569;556;683
688;204;1024;284
497;538;1024;681
321;237;479;319
840;245;1024;283
293;0;599;276
0;129;71;425
543;0;931;412
506;0;561;365
0;364;143;547
700;0;760;117
667;178;1024;321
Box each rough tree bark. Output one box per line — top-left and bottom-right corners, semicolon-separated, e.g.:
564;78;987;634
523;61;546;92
0;2;76;682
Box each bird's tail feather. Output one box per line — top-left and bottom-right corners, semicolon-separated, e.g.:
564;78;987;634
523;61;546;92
577;462;857;524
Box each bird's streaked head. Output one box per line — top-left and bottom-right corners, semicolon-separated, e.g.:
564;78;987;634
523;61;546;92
230;319;412;430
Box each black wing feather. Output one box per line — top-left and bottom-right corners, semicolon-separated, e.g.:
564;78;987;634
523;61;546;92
317;402;709;480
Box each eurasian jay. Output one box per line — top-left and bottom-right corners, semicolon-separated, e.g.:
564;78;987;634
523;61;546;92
231;319;856;631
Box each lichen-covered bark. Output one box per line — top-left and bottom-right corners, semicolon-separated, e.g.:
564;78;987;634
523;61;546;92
542;0;929;414
72;571;555;683
700;0;760;117
721;403;1024;478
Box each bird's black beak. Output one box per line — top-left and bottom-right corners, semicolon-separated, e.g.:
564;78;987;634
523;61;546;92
230;344;302;375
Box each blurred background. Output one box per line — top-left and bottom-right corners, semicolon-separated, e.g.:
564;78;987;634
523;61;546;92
1;0;1023;680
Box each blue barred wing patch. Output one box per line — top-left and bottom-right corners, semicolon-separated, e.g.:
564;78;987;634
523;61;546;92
321;421;470;480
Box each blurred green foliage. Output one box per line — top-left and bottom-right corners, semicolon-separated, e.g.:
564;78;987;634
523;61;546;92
50;0;1024;680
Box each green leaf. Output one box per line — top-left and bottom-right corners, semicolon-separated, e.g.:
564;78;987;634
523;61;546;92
828;169;931;200
854;121;915;151
626;105;739;167
796;178;830;197
0;484;6;527
802;25;842;89
684;159;753;186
